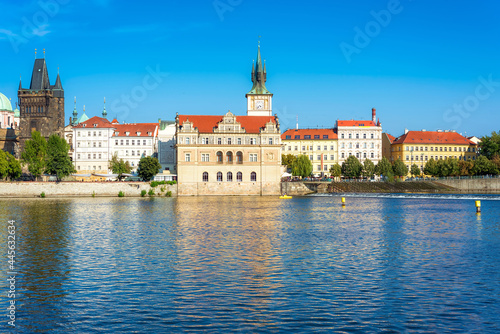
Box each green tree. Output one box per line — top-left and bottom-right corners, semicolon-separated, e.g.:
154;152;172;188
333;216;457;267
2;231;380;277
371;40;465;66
342;155;362;179
472;156;499;175
45;134;75;180
21;131;47;179
0;150;9;179
458;160;474;176
137;156;162;181
109;153;132;180
424;158;438;176
375;157;393;178
329;163;342;178
479;131;500;159
7;152;21;180
410;164;421;177
362;158;375;179
281;154;297;170
291;154;313;178
392;159;408;178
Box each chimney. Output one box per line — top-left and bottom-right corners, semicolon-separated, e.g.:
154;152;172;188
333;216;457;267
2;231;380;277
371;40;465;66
404;128;409;135
296;115;298;130
372;108;376;122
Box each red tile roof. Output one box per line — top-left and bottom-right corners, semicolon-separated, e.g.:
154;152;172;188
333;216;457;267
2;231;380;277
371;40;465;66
337;120;377;127
73;116;115;128
281;128;338;140
385;133;396;143
113;123;158;137
178;115;276;134
392;131;476;145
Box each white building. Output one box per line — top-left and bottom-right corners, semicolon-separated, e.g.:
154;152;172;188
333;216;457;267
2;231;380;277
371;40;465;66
73;116;158;175
337;108;383;164
157;119;176;173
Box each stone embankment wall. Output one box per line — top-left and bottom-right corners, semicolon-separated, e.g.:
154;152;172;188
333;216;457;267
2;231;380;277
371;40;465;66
281;182;314;196
435;178;500;193
0;182;177;198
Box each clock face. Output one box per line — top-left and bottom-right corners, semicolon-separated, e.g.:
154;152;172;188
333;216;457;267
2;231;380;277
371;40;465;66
255;100;264;110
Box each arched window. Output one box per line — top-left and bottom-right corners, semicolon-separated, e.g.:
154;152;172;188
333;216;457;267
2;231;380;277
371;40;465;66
236;151;243;163
216;151;223;162
363;133;366;139
202;172;209;182
237;172;242;182
226;151;233;162
227;172;233;182
356;133;359;139
251;172;257;182
217;172;223;182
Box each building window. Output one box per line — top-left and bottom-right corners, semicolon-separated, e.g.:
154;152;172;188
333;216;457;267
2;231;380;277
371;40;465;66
341;134;344;139
349;134;352;139
227;138;232;145
285;135;291;139
203;172;209;182
251;172;257;182
218;138;222;145
88;154;91;159
185;137;190;145
363;134;366;139
406;155;409;161
125;151;129;156
226;151;233;162
143;140;146;145
294;146;298;151
341;153;345;158
363;152;367;158
269;138;273;145
294;135;300;139
356;134;359;139
99;142;102;148
185;153;191;162
201;153;210;162
331;155;334;160
317;155;321;160
356;152;360;158
371;134;374;139
99;154;102;159
330;145;334;150
237;172;242;182
227;172;233;182
237;138;242;145
93;154;96;159
302;146;306;151
216;151;223;162
341;143;345;149
93;142;96;147
250;138;256;145
309;155;313;160
236;151;243;163
217;172;223;182
324;154;328;160
371;143;374;148
132;151;135;156
250;153;258;162
317;165;321;171
77;154;80;159
348;143;352;149
324;165;328;171
317;146;321;150
304;135;311;139
371;153;374;158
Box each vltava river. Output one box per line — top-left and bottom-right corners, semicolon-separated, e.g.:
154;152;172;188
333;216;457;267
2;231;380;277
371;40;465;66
1;195;499;333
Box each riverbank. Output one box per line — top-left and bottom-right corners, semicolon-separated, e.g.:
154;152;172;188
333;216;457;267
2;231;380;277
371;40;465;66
0;182;177;198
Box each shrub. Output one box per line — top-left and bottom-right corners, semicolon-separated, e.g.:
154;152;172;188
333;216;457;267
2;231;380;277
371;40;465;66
40;192;46;198
141;190;147;197
166;191;172;197
148;189;155;196
118;191;125;197
160;186;166;192
92;191;96;198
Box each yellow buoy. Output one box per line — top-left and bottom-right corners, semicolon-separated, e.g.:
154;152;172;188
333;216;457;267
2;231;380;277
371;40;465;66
341;197;346;206
475;200;481;213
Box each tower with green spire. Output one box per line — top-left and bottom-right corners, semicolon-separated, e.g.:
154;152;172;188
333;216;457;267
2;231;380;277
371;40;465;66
246;44;273;116
102;97;107;119
72;97;78;125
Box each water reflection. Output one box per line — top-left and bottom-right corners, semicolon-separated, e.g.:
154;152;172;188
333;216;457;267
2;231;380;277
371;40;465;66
0;195;498;333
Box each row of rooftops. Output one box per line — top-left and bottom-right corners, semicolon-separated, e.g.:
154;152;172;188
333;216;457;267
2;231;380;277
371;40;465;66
73;116;158;137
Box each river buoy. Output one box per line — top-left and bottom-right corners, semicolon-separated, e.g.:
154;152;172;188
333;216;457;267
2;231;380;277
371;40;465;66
341;197;346;206
475;200;481;213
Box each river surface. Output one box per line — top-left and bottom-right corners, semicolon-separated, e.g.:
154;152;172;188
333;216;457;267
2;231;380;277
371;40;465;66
1;194;499;333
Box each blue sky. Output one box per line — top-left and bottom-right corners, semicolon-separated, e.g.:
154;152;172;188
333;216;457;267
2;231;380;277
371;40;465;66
1;0;499;137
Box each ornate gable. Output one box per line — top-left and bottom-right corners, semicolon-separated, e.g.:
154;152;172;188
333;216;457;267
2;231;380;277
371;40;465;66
214;111;245;133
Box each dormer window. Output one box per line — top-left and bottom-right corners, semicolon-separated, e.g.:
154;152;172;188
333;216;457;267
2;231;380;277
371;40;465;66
147;132;152;136
115;132;119;136
125;132;130;136
83;124;86;128
93;124;97;127
137;132;141;136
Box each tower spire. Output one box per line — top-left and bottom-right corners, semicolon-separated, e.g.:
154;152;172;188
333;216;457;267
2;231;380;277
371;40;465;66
102;97;107;119
247;43;270;95
72;97;78;125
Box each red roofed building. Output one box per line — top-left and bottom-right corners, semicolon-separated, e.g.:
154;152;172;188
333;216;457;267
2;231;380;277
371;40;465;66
73;115;158;176
336;108;383;165
281;128;338;176
390;130;478;174
175;110;283;196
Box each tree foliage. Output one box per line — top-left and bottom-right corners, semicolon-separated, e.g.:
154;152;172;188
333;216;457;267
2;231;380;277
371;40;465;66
362;158;375;179
410;164;421;177
329;163;342;178
21;131;47;178
458;160;474;176
424;158;438;176
45;134;75;180
291;154;312;178
375;157;393;178
281;154;297;170
479;131;500;159
392;159;408;178
342;155;362;179
109;153;132;180
471;156;499;175
137;156;161;181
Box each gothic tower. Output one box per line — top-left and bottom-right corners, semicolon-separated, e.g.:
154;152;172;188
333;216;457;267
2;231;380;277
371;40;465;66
246;45;273;116
18;58;65;150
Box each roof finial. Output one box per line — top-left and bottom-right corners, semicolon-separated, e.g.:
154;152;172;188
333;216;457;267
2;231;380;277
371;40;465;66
43;48;45;58
35;48;37;58
57;66;59;75
102;97;107;118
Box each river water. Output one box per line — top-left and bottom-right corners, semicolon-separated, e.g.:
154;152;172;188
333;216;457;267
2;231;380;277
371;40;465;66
1;194;499;333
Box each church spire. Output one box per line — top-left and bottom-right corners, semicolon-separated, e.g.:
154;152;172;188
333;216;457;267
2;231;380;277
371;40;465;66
102;97;107;119
247;44;271;95
72;96;78;125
